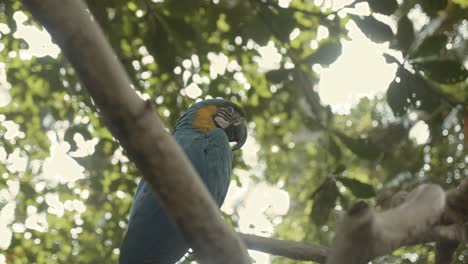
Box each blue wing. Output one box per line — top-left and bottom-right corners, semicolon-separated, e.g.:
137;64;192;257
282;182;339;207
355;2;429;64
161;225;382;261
119;128;232;264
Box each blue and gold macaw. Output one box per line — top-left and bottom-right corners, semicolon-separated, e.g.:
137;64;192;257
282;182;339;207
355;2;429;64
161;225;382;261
119;98;247;264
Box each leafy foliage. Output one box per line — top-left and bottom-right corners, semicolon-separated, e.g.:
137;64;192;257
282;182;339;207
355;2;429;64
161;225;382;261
414;60;468;84
337;177;375;199
349;14;394;43
305;41;342;65
310;179;339;226
0;0;466;263
396;15;415;54
367;0;398;15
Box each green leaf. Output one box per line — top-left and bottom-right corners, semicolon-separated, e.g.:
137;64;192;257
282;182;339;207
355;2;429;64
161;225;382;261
396;15;414;55
367;0;398;15
310;180;339;226
333;164;346;175
387;67;441;115
338;177;375;198
413;60;468;84
109;178;136;192
335;132;381;160
64;125;92;150
243;16;271;45
383;53;400;65
265;68;292;84
127;2;138;12
270;9;297;43
408;73;440;112
305;41;342;65
19;39;30;50
420;0;448;17
146;19;178;73
410;34;448;59
386;78;409;116
255;85;272;98
349;14;394;43
338;193;351;210
328;135;342;161
243;7;296;44
165;0;204;17
167;17;198;44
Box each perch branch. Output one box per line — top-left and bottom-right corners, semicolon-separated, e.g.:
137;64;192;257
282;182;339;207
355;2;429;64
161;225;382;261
21;0;249;263
239;233;329;263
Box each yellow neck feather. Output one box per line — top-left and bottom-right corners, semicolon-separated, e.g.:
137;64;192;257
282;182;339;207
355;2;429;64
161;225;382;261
193;105;218;133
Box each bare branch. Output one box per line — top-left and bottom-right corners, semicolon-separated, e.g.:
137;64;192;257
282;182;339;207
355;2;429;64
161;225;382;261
434;177;468;264
327;184;447;264
325;178;468;264
445;177;468;224
239;233;329;263
433;224;468;242
21;0;249;263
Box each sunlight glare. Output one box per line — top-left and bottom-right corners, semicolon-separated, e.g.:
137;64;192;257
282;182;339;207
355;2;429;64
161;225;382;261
41;142;86;186
409;121;430;145
184;83;203;99
317;21;397;113
254;41;282;72
222;135;290;264
12;11;60;58
0;65;11;107
208;52;229;79
6;149;27;173
279;0;292;8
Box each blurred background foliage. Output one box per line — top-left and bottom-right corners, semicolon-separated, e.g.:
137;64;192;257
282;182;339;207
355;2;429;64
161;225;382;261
0;0;467;263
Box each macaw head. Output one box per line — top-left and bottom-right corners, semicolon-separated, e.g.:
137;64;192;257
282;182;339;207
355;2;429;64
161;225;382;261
210;99;247;151
178;98;248;150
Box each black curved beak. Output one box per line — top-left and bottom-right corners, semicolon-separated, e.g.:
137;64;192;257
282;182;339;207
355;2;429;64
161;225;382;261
225;119;247;151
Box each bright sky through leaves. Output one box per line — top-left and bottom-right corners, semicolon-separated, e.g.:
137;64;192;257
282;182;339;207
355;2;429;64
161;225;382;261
0;11;398;264
317;21;398;113
0;2;440;262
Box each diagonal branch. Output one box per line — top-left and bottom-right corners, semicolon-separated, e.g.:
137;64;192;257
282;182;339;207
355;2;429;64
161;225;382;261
21;0;250;263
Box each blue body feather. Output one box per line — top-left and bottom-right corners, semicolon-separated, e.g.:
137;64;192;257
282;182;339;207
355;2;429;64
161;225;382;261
119;100;233;264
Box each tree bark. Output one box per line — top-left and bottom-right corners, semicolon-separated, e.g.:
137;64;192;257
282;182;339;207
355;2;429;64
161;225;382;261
326;184;446;264
21;0;250;263
239;233;328;263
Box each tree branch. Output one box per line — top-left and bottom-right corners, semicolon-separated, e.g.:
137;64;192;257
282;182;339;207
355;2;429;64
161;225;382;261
327;178;468;264
326;184;445;263
237;177;468;264
21;0;249;263
239;233;329;263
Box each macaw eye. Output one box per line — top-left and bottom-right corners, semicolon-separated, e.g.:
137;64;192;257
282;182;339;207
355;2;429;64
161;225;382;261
227;107;234;114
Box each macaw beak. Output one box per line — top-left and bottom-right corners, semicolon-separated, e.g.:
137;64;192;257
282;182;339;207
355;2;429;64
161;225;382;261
225;119;247;151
